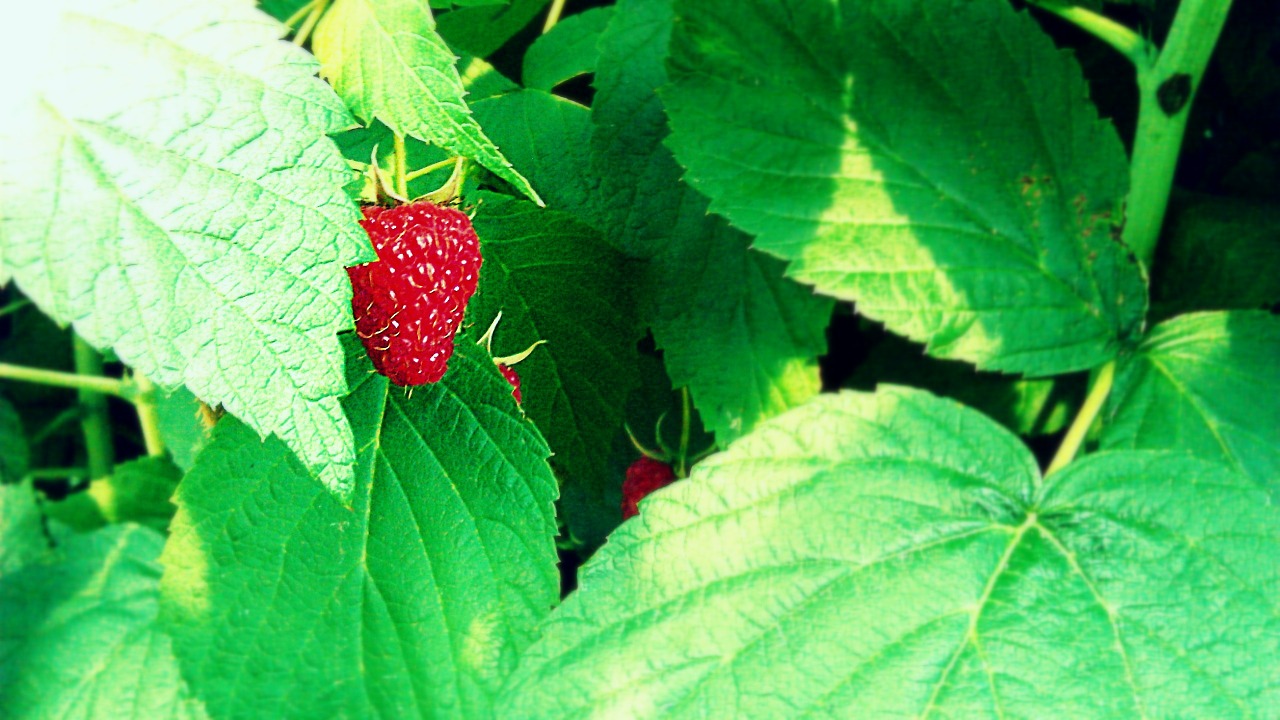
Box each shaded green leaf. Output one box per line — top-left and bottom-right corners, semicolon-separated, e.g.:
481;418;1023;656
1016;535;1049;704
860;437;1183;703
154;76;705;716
1102;310;1280;496
500;389;1280;718
160;338;558;720
847;334;1084;436
0;525;206;719
437;0;550;58
472;90;595;220
313;0;540;203
0;480;48;576
1151;194;1280;319
0;395;28;483
0;0;369;496
523;7;614;91
43;457;181;533
467;192;641;552
592;0;831;445
663;0;1145;376
154;387;210;472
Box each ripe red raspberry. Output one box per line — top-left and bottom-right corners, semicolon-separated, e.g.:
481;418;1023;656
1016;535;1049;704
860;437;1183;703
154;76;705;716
621;457;677;519
497;363;522;404
347;202;482;385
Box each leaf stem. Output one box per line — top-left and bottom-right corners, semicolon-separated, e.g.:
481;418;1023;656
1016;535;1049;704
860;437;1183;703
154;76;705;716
1027;0;1154;68
1045;360;1115;477
393;134;410;199
1123;0;1233;270
292;0;328;47
0;297;32;318
132;373;166;457
404;157;457;184
0;360;132;399
73;337;115;479
677;387;691;478
543;0;567;33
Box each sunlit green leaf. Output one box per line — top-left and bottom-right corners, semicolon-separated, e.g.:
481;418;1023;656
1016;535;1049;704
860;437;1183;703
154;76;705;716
501;389;1280;718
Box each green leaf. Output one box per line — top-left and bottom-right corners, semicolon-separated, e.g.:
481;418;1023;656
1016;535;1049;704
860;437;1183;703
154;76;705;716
471;90;595;221
466;192;641;552
0;525;207;719
593;0;831;444
500;389;1280;718
663;0;1145;376
523;7;614;91
847;334;1084;436
154;387;211;472
0;0;370;496
1151;194;1280;319
1102;311;1280;496
313;0;541;204
0;395;28;483
0;480;48;576
43;457;182;533
437;0;550;58
161;338;559;719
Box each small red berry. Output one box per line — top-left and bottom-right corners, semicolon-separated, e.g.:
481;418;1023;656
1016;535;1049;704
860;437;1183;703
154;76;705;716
621;457;677;519
498;363;522;404
348;202;482;386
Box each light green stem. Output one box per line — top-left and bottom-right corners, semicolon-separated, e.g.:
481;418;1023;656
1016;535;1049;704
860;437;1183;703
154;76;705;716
677;387;691;478
132;373;166;457
1124;0;1233;270
393;134;410;198
542;0;567;33
1028;0;1153;68
1046;361;1116;476
73;337;115;479
0;361;131;398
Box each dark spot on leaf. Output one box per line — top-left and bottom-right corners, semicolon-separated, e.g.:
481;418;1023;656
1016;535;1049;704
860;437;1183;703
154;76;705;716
1158;73;1193;116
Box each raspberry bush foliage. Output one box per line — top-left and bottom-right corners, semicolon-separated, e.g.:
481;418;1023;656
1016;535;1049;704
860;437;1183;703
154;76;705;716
1;0;1279;717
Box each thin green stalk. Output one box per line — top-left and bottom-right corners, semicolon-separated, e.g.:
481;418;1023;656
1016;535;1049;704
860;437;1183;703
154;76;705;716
132;373;166;458
393;134;410;198
25;467;90;480
543;0;567;33
73;337;114;479
1027;0;1153;68
1045;361;1115;476
1124;0;1233;269
0;297;31;318
0;361;131;398
677;387;691;478
404;157;457;184
292;0;328;47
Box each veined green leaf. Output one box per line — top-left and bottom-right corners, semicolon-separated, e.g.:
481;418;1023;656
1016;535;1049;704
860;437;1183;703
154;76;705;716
466;192;641;555
592;0;831;445
663;0;1146;376
1102;310;1280;497
313;0;541;204
0;525;207;719
500;389;1280;718
160;338;559;719
472;90;595;221
0;0;369;496
523;7;614;91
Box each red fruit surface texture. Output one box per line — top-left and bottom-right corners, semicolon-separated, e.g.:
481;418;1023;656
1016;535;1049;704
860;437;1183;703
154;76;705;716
621;457;677;519
498;363;522;404
348;203;482;386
